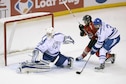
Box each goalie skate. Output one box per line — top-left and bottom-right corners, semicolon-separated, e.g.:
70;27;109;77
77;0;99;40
17;61;51;73
67;57;74;68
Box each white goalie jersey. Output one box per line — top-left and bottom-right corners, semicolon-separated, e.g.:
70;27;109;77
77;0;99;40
35;32;74;56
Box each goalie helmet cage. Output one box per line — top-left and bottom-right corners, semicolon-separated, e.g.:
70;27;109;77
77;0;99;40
0;12;54;66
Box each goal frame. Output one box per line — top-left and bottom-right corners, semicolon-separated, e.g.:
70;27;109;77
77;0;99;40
2;12;54;66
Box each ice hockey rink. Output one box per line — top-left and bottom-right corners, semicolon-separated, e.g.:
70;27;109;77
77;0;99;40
0;6;126;84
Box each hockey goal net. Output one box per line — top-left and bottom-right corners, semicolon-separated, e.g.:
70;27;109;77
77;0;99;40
0;12;54;66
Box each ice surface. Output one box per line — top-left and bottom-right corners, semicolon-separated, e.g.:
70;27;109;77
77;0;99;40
0;6;126;84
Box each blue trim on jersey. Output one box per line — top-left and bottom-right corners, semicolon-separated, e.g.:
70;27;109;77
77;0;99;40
38;35;47;46
103;35;120;51
108;29;118;39
53;33;63;37
97;41;104;45
92;45;99;53
99;27;102;35
42;35;47;42
108;29;115;37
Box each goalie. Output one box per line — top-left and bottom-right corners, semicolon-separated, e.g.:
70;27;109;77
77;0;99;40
31;27;74;68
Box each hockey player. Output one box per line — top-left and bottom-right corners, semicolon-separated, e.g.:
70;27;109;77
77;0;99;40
90;18;120;70
31;27;74;68
76;15;98;61
76;15;114;62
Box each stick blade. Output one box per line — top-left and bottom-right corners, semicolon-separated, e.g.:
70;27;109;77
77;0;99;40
76;71;81;74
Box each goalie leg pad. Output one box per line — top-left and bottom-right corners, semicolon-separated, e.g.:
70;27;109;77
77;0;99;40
17;61;50;73
18;66;51;73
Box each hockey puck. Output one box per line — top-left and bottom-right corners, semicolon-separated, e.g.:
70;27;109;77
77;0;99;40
76;71;81;74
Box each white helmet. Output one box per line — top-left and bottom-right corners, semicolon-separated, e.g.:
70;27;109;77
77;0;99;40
46;27;54;38
46;27;54;33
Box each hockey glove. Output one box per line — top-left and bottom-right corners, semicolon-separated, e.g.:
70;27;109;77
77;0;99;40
63;36;75;44
68;36;75;44
79;24;84;31
80;31;84;36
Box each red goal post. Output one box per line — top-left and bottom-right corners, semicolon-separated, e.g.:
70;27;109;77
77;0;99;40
0;12;54;66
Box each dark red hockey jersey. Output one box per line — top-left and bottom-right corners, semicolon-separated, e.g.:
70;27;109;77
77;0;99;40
83;22;97;40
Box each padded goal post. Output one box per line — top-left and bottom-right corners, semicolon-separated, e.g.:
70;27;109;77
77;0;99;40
0;12;54;66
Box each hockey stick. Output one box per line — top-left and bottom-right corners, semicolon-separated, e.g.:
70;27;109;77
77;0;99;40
49;56;59;67
76;54;92;74
28;54;49;65
28;53;59;67
63;2;80;24
63;2;88;35
18;55;60;73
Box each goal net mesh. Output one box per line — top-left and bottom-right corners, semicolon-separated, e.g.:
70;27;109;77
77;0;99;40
0;12;54;66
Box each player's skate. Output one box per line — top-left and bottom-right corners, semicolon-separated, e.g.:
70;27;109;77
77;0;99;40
105;54;115;64
95;63;105;70
68;57;74;68
76;55;83;61
111;54;115;64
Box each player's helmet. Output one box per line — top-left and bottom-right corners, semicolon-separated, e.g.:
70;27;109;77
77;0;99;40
82;15;92;25
93;18;102;25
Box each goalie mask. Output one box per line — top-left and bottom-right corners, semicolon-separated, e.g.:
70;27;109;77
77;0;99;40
46;27;54;38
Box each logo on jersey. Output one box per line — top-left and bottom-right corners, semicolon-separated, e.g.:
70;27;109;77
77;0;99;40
15;0;33;14
96;0;107;3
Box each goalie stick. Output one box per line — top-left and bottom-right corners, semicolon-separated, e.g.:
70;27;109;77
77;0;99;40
17;55;60;73
28;53;59;67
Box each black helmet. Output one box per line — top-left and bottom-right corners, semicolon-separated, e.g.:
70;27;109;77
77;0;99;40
82;15;92;24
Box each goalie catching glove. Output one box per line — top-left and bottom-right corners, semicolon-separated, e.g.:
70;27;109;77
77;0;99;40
63;36;75;44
